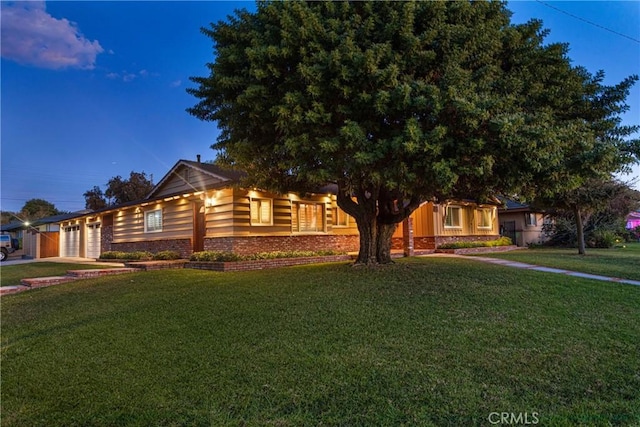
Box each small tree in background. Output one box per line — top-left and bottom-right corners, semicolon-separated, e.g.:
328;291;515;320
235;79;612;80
83;186;108;210
19;198;61;222
542;180;640;249
84;171;154;208
531;70;639;254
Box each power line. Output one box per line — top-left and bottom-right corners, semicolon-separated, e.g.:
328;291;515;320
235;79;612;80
535;0;640;44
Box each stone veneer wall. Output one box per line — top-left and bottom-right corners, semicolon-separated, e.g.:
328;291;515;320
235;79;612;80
204;235;360;256
101;225;114;254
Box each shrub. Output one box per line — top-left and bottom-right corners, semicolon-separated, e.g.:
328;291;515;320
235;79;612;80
152;250;182;260
190;250;343;262
190;251;242;262
588;230;618;249
99;251;153;260
438;236;512;250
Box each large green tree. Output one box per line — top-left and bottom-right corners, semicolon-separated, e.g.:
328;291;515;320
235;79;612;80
188;1;602;264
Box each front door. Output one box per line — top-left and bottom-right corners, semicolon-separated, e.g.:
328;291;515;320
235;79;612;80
502;221;517;246
193;202;205;253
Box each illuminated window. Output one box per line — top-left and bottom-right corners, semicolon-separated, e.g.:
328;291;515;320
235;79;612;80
334;207;352;227
293;202;324;232
250;199;272;225
477;208;492;229
145;209;162;232
444;206;462;228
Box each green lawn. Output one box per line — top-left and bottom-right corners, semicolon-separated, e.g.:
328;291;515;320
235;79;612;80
0;262;121;287
476;242;640;281
2;258;639;426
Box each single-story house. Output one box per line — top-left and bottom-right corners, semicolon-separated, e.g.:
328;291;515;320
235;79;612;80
55;158;501;259
498;200;551;247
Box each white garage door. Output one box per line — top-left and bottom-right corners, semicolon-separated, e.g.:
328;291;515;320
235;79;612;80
62;225;80;257
86;223;101;259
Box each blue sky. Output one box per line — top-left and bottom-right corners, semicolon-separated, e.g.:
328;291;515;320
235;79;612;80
1;1;639;214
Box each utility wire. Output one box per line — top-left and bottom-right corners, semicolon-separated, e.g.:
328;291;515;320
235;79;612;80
535;0;640;44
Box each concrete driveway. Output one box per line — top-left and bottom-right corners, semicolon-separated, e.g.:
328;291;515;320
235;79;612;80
2;251;124;267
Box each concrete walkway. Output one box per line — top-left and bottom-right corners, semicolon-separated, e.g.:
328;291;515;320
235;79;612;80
428;253;640;287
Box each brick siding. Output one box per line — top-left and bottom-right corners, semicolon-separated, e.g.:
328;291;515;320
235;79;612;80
203;235;359;256
188;255;352;272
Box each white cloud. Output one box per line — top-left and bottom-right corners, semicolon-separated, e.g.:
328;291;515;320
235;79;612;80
170;80;182;88
1;1;104;70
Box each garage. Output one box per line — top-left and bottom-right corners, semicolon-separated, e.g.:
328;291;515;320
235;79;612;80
86;222;101;259
61;225;80;257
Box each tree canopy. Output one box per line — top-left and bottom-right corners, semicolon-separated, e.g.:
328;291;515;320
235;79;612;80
188;1;637;264
84;171;154;209
19;198;61;222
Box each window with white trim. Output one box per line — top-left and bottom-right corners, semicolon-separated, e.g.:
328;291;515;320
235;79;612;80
145;209;163;232
293;202;325;232
477;208;493;229
444;206;462;228
250;198;272;225
525;213;537;227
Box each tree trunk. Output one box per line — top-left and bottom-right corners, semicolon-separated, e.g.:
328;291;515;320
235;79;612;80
336;183;422;266
355;214;379;265
376;222;398;264
574;207;586;255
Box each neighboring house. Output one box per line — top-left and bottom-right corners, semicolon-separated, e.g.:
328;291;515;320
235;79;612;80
55;158;504;259
498;200;550;247
627;211;640;230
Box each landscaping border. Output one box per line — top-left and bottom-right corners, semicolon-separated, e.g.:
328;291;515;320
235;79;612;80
187;255;352;272
434;245;521;255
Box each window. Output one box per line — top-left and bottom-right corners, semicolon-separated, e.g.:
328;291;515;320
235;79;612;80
145;209;162;232
293;202;324;232
444;206;462;228
250;198;272;225
525;213;537;227
477;208;493;229
334;207;352;227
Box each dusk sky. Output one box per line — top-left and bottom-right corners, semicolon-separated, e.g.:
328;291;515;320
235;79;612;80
1;1;639;214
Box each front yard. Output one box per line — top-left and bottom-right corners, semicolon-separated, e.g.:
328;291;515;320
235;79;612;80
1;257;639;426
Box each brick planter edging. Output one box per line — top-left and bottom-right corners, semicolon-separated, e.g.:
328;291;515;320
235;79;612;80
124;260;189;271
435;245;521;255
187;255;352;272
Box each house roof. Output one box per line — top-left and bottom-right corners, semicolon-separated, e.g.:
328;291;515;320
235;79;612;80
497;198;541;213
146;159;245;199
1;210;92;231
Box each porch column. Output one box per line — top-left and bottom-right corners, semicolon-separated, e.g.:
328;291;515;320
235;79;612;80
402;217;414;257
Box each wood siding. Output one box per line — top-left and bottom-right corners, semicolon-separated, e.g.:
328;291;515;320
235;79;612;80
393;202;498;238
204;188;347;237
112;197;195;243
152;164;226;198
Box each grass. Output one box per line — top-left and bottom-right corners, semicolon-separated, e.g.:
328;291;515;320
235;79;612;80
0;262;121;287
2;258;639;426
476;242;640;281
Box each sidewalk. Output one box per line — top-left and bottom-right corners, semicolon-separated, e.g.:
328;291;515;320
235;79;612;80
428;253;640;287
